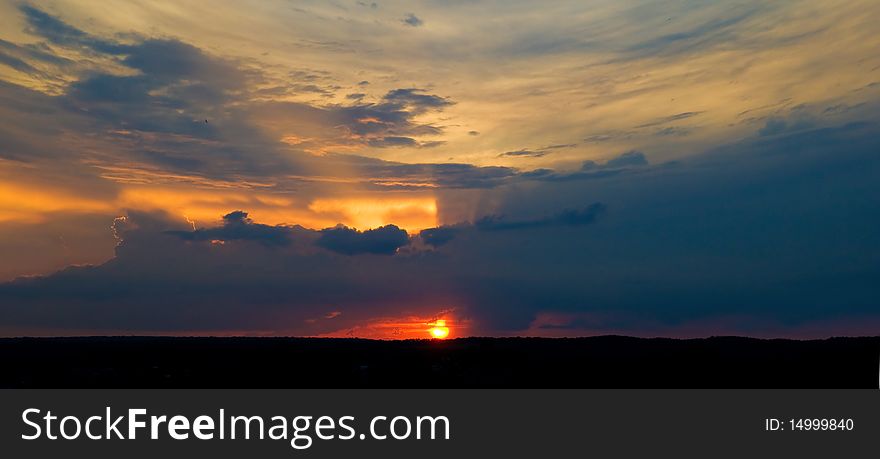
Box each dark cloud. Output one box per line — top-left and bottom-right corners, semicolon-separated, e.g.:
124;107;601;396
368;136;419;148
0;38;72;78
624;7;763;59
1;120;879;336
317;224;410;255
419;163;517;188
758;117;815;137
636;111;704;128
166;211;300;247
583;131;635;143
655;127;691;137
519;151;649;184
338;156;519;189
419;203;606;246
582;113;701;146
0;50;39;75
366;136;445;148
2;7;516;202
500;143;576;158
6;6;290;180
4;5;462;183
419;226;460;247
165;210;419;255
601;151;648;168
500;149;546;158
249;87;452;152
20;4;122;53
381;88;452;113
475;203;606;231
402;13;424;27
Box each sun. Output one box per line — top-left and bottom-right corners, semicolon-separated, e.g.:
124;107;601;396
429;320;450;339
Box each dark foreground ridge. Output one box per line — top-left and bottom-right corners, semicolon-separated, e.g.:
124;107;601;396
1;336;878;388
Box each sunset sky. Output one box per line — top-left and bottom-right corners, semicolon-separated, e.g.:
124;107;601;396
1;0;879;338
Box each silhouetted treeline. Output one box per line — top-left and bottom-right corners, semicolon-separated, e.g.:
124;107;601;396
0;336;877;388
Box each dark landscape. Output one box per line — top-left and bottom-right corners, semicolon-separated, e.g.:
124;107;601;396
1;336;878;388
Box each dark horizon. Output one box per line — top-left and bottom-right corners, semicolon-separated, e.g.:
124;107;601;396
2;335;879;388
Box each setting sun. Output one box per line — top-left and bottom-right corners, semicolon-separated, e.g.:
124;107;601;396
429;320;450;339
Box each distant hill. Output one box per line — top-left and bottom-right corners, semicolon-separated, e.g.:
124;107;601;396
1;336;877;388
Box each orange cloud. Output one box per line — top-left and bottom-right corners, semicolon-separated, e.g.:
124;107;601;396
308;197;437;232
115;186;438;232
0;182;112;223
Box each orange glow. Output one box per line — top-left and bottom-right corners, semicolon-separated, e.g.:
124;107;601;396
318;314;466;340
0;182;112;223
117;187;437;231
429;320;450;339
116;187;309;227
0;166;438;232
308;197;437;232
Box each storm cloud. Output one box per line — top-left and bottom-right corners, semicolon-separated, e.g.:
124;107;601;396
317;224;410;255
2;119;878;337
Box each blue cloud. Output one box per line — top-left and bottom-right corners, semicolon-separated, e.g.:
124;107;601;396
317;224;410;255
402;13;423;27
166;211;298;247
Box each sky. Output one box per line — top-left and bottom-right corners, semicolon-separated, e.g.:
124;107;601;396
0;0;878;338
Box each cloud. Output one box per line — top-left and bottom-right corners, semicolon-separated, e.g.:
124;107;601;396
368;136;420;148
518;151;649;184
317;224;410;255
419;203;606;246
0;38;72;78
381;88;452;113
635;111;704;129
402;13;424;27
366;136;445;148
623;6;764;59
500;149;546;158
499;143;577;158
475;203;606;231
2;5;465;186
418;226;459;247
758;117;815;137
600;151;648;169
20;4;122;53
655;127;691;137
1;120;879;337
579;151;647;171
164;210;421;255
249;87;453;152
1;1;880;339
166;211;300;247
347;159;519;189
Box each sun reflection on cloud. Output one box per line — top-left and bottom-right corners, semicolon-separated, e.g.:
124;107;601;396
115;186;438;232
308;197;437;232
0;182;113;223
